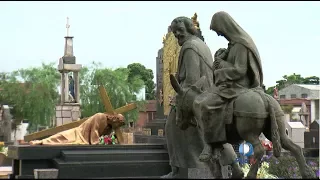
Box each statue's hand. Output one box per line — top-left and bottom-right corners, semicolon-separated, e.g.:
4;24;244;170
214;48;226;57
214;57;223;70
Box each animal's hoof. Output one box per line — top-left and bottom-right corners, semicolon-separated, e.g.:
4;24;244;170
199;153;211;162
302;165;317;179
160;172;173;179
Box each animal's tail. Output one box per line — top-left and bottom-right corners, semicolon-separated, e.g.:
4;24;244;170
267;97;282;158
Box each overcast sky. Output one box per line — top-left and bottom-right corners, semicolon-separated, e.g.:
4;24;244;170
1;1;319;88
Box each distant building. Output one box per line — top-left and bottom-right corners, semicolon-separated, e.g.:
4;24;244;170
279;84;320;125
136;100;157;127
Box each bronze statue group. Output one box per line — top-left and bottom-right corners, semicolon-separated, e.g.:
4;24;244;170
161;11;316;179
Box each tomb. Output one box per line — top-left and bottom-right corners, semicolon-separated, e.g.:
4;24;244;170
8;144;170;179
304;120;319;157
285;121;306;148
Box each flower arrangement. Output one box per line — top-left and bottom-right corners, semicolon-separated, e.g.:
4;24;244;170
261;140;273;151
0;142;8;157
241;161;278;179
99;132;118;145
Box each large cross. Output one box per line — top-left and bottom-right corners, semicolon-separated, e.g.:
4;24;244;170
24;85;137;143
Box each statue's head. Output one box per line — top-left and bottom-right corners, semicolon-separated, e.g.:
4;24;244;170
210;11;238;42
106;114;125;128
171;17;197;46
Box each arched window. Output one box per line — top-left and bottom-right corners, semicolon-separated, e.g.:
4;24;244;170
285;128;289;136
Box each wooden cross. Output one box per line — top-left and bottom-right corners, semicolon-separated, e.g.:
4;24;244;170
66;17;70;36
24;85;137;143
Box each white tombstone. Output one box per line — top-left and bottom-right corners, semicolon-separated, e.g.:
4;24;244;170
285;121;306;148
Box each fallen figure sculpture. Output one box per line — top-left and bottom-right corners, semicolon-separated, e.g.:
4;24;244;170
29;113;125;145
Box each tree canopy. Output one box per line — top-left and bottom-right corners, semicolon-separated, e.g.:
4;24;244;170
266;73;319;95
127;63;156;100
79;62;146;122
0;62;60;131
0;62;148;133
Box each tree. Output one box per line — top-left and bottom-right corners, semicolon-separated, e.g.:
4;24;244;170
0;61;147;132
79;62;145;125
0;63;60;133
303;76;319;85
266;73;320;95
127;63;156;100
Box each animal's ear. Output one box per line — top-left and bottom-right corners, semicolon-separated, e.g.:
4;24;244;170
192;76;206;91
170;74;182;94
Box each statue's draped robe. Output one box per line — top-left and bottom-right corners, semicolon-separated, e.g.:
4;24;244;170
30;113;113;145
165;36;214;168
195;11;264;143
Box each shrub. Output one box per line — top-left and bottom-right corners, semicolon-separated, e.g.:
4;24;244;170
0;142;8;156
268;155;319;178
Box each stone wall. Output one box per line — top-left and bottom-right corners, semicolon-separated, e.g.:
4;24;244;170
55;104;81;126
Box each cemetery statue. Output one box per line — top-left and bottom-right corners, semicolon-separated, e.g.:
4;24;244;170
194;10;265;163
163;16;244;179
162;16;214;178
29;113;125;145
69;75;75;102
168;11;317;179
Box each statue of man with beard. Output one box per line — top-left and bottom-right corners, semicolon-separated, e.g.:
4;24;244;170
162;16;243;179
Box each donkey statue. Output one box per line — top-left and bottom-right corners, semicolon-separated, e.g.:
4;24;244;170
169;74;316;179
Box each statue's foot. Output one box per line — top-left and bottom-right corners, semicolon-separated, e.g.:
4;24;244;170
29;140;42;145
160;171;179;179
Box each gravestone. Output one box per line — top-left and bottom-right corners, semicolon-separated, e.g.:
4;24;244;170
304;120;319;150
285;121;306;148
134;35;167;144
156;44;165;120
0;105;12;143
55;17;82;126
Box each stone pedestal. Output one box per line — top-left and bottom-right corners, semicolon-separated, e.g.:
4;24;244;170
55;35;82;127
55;103;81;126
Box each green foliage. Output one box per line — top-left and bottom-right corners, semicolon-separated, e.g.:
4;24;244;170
268;156;319;179
0;61;147;131
79;62;146;125
127;63;155;100
0;63;60;132
0;142;8;157
267;73;319;92
266;86;274;96
241;162;277;178
281;105;293;114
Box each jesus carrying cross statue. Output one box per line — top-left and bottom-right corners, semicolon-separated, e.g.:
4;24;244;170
28;85;137;145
